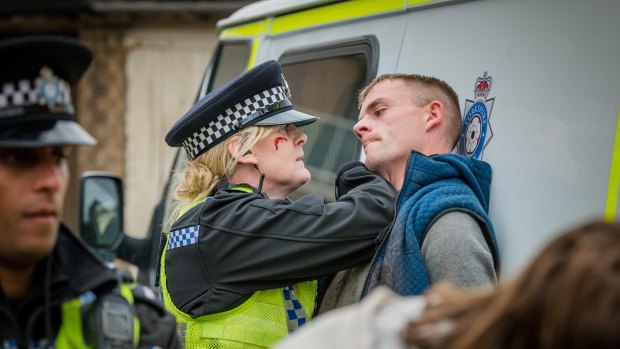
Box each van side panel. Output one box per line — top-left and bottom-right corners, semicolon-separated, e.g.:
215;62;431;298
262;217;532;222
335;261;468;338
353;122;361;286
211;0;620;277
259;12;408;75
396;0;620;274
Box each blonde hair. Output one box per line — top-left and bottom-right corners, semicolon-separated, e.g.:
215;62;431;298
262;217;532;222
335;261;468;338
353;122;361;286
402;221;620;349
170;125;281;220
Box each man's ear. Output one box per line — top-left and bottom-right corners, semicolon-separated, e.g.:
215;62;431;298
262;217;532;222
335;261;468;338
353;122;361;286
227;136;258;164
424;100;445;132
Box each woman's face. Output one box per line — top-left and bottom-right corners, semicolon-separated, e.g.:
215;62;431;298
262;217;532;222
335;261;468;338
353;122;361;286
251;125;310;197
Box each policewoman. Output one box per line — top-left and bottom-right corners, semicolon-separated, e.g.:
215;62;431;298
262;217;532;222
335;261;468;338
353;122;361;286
161;60;396;348
0;36;179;348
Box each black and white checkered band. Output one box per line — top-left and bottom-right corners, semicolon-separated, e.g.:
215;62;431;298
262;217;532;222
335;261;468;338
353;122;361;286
0;67;73;119
182;85;289;159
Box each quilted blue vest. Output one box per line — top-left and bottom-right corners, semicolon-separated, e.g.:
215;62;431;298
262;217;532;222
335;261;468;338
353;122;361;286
368;152;499;296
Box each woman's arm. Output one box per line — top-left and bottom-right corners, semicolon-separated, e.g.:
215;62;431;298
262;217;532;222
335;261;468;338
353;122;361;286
197;162;396;290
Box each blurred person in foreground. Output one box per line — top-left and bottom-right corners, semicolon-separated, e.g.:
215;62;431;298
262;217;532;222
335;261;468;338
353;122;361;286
276;220;620;349
0;35;179;347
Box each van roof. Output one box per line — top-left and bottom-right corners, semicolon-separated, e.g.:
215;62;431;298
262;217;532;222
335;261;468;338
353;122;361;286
217;0;339;29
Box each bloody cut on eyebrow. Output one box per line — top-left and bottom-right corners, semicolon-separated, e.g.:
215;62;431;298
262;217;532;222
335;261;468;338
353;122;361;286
274;137;288;150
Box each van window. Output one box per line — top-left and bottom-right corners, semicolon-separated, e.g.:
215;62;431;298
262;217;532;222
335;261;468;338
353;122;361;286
199;40;252;98
281;37;377;200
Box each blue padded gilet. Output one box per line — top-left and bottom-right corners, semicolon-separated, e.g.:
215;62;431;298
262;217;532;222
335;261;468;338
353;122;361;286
367;152;499;296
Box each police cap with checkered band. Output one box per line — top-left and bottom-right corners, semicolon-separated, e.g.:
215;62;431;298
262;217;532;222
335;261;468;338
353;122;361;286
166;60;318;160
0;36;96;147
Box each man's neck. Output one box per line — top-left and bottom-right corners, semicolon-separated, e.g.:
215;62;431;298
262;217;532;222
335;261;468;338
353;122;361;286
382;162;406;191
0;265;35;299
386;145;454;189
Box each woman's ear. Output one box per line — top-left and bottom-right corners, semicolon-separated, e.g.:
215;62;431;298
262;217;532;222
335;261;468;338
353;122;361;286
227;136;258;164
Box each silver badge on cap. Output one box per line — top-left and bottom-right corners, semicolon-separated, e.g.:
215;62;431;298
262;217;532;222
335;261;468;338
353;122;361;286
36;66;74;113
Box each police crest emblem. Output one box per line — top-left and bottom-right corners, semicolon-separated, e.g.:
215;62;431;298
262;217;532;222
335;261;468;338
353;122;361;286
459;72;494;159
35;66;74;114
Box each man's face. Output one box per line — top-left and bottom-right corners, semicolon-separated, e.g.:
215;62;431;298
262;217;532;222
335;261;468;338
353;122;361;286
354;79;427;182
0;146;69;268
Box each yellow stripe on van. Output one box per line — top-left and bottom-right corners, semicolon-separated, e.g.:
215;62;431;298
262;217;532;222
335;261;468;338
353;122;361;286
408;0;433;5
605;110;620;223
220;19;270;38
247;38;261;70
271;0;407;35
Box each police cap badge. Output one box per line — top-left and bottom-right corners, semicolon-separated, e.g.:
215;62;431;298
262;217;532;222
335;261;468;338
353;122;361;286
0;35;96;147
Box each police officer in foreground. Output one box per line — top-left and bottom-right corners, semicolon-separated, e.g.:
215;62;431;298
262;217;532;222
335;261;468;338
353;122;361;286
0;36;179;348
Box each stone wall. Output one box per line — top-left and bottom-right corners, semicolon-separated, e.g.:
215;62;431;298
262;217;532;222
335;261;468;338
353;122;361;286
64;29;127;231
123;26;216;237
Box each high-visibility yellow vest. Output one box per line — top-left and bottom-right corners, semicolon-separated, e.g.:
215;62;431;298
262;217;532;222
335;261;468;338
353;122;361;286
55;284;140;348
161;188;317;348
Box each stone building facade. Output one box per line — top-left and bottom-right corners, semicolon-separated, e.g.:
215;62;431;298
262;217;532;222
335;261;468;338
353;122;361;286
0;1;252;236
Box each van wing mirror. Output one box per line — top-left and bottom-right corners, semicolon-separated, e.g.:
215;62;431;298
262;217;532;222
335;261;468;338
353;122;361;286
79;172;124;259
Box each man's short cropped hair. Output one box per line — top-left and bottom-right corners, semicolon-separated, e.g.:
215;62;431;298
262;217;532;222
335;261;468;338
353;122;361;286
358;74;462;149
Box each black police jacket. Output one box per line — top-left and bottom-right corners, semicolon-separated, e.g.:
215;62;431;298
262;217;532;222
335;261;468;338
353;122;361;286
0;224;180;348
164;161;396;318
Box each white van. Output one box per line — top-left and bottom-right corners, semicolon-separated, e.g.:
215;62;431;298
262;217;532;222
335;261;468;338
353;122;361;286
80;0;620;283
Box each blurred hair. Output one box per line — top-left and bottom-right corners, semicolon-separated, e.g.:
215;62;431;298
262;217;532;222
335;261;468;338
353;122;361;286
358;74;462;150
170;125;281;221
402;220;620;349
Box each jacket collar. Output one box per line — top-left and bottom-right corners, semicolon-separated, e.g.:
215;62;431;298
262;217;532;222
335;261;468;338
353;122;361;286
0;225;118;318
217;180;258;194
400;151;492;211
48;224;118;299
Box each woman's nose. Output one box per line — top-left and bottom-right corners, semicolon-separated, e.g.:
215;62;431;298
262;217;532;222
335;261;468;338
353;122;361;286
289;125;307;146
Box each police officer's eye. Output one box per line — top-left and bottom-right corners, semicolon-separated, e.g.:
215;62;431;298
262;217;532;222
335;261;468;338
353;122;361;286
51;146;71;163
375;108;386;116
0;151;16;166
0;149;39;168
0;146;71;168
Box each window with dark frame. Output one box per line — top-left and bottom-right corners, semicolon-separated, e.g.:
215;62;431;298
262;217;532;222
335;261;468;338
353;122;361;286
280;37;378;201
198;40;252;99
